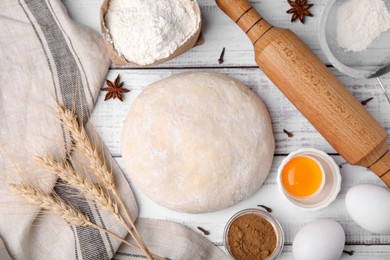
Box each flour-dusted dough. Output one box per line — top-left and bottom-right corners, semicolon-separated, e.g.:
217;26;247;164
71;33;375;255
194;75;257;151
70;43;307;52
121;72;275;213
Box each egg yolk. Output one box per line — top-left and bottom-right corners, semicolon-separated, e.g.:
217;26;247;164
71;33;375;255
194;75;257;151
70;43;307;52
281;156;323;198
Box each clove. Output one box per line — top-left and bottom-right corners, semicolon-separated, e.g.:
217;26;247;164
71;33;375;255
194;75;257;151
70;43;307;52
218;47;225;64
283;129;294;138
197;226;210;235
343;250;355;256
361;97;374;106
257;205;272;213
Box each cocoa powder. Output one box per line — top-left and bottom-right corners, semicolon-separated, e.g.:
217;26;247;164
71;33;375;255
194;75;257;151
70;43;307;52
227;214;277;260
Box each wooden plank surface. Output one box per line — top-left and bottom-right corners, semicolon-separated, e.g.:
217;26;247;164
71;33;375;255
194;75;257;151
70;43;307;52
62;0;332;67
63;0;390;257
113;156;390;246
91;68;390;157
221;245;390;259
63;0;390;68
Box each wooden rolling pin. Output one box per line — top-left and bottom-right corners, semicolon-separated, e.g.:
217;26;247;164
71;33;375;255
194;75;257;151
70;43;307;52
216;0;390;187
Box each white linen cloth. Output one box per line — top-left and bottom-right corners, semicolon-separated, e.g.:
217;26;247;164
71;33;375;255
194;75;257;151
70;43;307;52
0;0;229;259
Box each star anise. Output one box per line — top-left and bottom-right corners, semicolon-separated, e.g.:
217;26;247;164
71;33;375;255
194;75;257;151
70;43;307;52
102;74;130;102
287;0;314;24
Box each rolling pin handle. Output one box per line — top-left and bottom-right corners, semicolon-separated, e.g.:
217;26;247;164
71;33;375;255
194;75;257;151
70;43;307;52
369;150;390;188
216;0;272;44
215;0;252;22
381;172;390;188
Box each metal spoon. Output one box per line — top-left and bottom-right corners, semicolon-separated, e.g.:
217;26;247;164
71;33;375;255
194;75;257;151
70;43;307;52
367;64;390;104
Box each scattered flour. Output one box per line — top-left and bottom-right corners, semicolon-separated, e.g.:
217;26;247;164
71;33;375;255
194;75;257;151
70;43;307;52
105;0;200;65
336;0;390;52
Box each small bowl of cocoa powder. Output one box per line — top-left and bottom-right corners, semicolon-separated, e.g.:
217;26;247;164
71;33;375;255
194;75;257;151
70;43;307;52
224;209;284;260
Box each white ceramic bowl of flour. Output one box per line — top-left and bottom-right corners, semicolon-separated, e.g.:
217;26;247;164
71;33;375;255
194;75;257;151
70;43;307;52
319;0;390;79
100;0;202;66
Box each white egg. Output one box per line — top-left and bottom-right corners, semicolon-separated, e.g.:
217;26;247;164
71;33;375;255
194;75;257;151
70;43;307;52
293;219;345;260
345;184;390;234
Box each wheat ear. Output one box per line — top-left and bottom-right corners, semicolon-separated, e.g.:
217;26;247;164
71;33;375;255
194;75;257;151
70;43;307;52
9;183;163;259
57;105;114;189
9;183;89;227
35;156;137;242
35;156;118;215
57;105;153;259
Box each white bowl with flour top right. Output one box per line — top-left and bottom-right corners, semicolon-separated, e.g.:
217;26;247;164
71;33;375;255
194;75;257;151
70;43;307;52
319;0;390;80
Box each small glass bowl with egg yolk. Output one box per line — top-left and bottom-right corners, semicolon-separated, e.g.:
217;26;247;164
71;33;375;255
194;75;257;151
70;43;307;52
277;148;342;211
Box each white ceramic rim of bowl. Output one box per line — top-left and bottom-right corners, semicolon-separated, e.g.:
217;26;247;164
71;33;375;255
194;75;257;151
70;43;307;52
280;155;326;201
318;0;370;79
277;148;342;211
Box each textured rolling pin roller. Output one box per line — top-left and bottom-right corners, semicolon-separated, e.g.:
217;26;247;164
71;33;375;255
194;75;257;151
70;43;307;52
216;0;390;187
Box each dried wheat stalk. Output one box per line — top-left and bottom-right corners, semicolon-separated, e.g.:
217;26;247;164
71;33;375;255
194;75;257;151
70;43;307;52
57;105;154;259
9;183;163;260
57;107;148;242
9;183;89;227
35;156;139;245
57;105;114;189
35;156;119;217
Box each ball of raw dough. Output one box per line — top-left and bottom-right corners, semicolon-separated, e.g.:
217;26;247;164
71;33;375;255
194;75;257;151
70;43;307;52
121;72;275;213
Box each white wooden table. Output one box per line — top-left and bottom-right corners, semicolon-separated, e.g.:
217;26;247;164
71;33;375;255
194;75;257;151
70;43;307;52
63;0;390;258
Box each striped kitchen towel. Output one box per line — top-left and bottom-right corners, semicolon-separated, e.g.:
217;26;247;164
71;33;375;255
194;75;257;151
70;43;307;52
0;0;228;259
